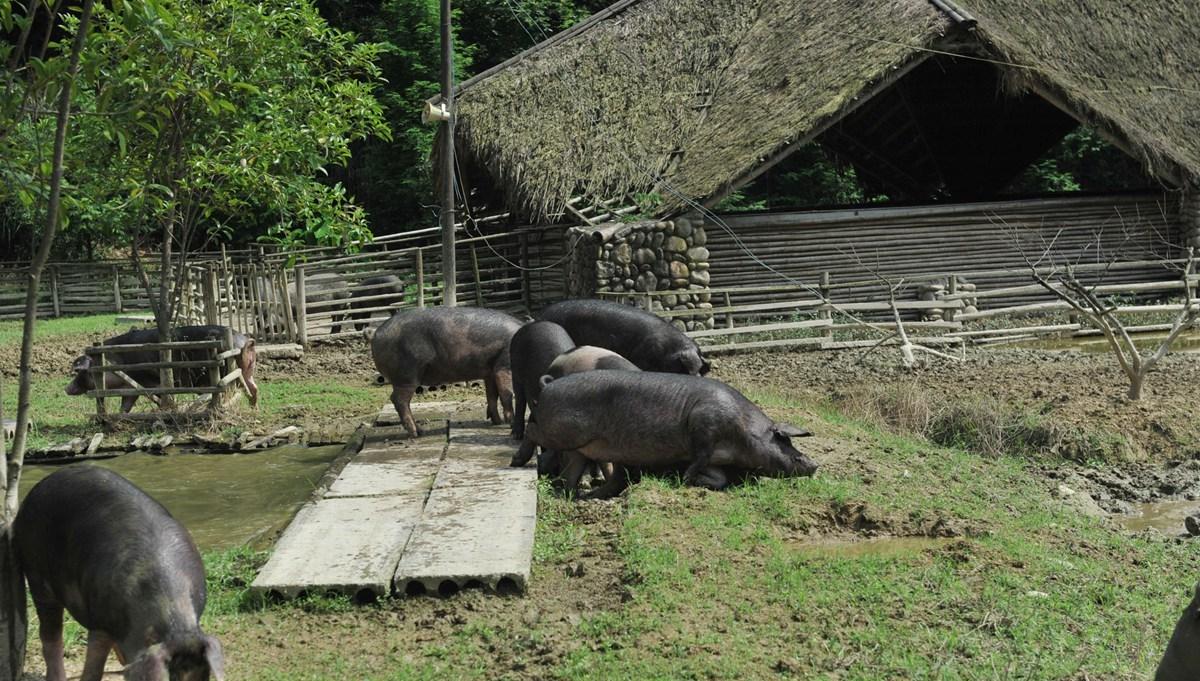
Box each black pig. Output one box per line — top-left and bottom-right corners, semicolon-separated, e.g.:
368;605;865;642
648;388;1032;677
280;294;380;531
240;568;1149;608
65;325;258;412
537;299;710;375
526;371;816;497
15;466;224;681
371;306;523;438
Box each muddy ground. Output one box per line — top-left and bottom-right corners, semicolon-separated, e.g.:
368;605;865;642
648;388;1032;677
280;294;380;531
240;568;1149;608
715;346;1200;514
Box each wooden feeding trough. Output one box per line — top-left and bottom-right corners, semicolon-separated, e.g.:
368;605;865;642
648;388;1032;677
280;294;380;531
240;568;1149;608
85;329;247;422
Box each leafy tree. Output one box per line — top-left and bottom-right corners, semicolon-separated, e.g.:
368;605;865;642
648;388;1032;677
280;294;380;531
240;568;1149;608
1004;127;1152;195
315;0;607;235
66;0;389;339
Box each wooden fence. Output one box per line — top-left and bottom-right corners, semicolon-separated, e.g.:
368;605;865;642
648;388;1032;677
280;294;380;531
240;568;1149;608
85;331;245;421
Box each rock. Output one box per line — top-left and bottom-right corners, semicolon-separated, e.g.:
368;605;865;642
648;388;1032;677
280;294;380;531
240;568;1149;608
631;232;646;247
613;242;632;265
654;221;672;232
566;562;586;578
674;220;693;238
665;236;688;253
690;270;710;286
595;261;614;279
694;261;710;270
686;246;710;262
692;226;707;246
653;259;669;278
623;278;635;290
672;279;689;288
703;317;716;330
1186;514;1200;537
671;320;687;332
1026;590;1049;598
685;321;699;332
1055;484;1076;498
633;248;655;266
635;272;658;293
669;261;689;279
662;293;678;307
650;232;665;249
650;300;664;312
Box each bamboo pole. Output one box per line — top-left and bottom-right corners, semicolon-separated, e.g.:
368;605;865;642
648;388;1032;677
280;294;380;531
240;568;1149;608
470;246;483;306
296;265;308;348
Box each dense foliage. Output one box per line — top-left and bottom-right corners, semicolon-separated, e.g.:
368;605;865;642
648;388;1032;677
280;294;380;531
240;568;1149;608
314;0;608;236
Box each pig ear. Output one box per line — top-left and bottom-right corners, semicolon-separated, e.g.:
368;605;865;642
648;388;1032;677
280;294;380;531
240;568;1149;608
125;643;168;681
204;635;226;681
71;355;91;371
539;374;554;389
773;423;812;439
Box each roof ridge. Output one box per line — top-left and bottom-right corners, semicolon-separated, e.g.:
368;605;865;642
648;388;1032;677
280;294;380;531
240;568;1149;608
927;0;977;26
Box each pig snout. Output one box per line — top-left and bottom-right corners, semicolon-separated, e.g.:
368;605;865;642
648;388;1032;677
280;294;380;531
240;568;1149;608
65;375;86;396
1157;582;1200;681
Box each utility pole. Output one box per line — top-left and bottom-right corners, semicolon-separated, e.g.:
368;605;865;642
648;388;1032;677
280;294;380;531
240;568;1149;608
439;0;457;306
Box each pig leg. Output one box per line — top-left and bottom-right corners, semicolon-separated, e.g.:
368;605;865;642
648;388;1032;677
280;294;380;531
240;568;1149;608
80;631;116;681
389;384;419;438
34;601;66;681
558;451;590;499
581;464;631;500
510;383;527;440
509;438;536;468
537;448;562;477
119;395;139;413
240;342;259;408
494;369;514;424
687;465;729;491
484;376;502;425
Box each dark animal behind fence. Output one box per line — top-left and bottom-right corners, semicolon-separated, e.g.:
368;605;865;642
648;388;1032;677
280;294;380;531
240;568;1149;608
65;324;258;412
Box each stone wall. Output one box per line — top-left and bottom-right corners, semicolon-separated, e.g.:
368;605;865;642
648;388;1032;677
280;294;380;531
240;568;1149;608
564;216;714;331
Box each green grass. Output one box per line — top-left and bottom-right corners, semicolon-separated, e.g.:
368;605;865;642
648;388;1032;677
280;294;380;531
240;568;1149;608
0;313;125;347
152;389;1193;679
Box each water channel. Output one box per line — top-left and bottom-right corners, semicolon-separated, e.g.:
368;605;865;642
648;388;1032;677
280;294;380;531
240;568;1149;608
19;444;344;552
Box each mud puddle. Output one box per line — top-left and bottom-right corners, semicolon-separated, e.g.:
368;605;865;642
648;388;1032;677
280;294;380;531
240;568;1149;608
20;444;344;551
1112;500;1200;535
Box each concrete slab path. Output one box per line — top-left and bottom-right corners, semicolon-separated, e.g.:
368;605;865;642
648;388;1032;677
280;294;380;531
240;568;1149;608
251;399;537;600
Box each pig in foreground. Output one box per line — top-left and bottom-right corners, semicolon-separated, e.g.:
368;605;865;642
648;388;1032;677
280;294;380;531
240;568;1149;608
65;325;258;412
350;274;404;332
537;299;710;375
509;343;639;471
508;321;575;443
1157;582;1200;681
526;371;816;498
15;466;224;681
372;306;523;437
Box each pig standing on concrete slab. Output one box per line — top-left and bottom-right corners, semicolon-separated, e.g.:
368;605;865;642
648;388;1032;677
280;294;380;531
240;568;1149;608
65;325;258;412
526;371;817;498
507;321;575;444
1157;582;1200;680
15;466;224;681
372;306;523;438
537;299;710;375
350;274;404;332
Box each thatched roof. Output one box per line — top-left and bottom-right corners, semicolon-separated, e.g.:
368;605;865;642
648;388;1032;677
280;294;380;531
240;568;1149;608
448;0;1200;220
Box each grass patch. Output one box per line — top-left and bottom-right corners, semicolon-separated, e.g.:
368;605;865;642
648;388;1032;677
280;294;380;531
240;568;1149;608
0;313;125;347
840;381;1134;462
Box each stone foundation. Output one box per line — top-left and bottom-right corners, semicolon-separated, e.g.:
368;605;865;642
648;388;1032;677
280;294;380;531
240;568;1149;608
565;216;714;331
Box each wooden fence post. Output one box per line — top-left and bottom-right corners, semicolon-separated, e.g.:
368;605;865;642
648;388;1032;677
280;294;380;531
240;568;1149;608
470;246;483;306
820;271;833;340
519;232;533;313
112;265;123;313
945;275;958;323
208;334;224;412
202;267;219;325
415;250;425;309
279;268;296;344
92;343;106;419
296;265;308;348
723;291;734;329
49;266;60;318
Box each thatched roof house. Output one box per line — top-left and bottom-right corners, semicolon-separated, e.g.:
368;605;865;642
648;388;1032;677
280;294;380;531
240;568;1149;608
442;0;1200;222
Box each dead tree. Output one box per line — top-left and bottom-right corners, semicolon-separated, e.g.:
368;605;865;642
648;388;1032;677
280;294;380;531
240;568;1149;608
1026;242;1198;400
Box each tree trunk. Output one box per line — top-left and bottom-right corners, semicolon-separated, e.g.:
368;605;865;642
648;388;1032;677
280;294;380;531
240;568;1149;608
1128;373;1144;401
1;0;96;675
0;528;25;681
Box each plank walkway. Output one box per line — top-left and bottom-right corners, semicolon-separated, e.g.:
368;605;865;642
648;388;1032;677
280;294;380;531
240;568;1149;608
251;400;536;601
